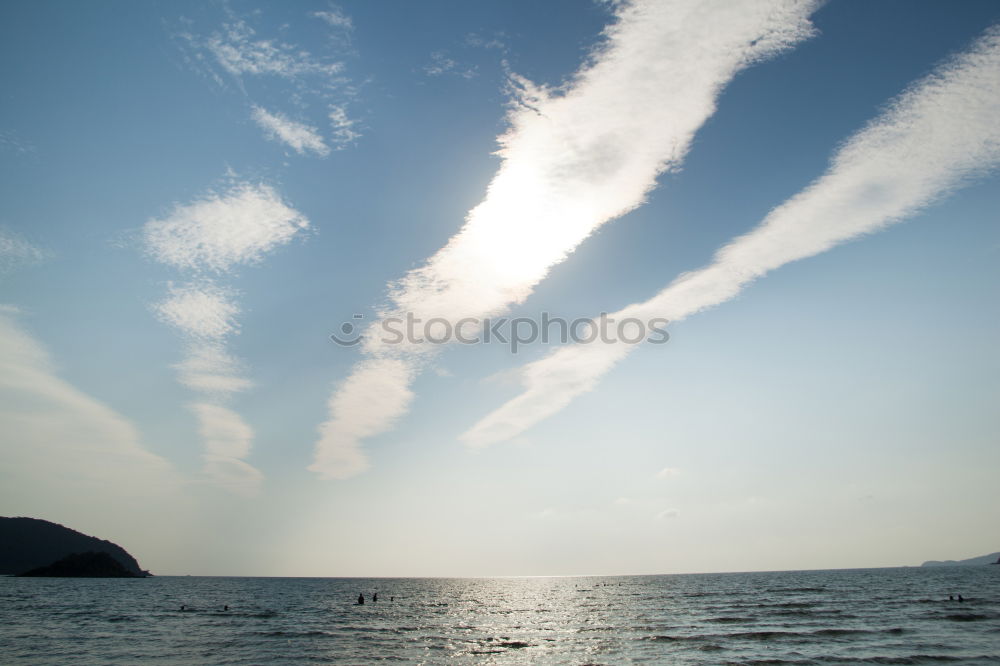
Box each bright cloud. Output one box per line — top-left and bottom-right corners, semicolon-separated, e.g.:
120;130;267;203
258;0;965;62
143;182;309;273
461;24;1000;449
155;283;240;339
657;467;681;479
252;106;330;156
309;358;415;480
311;0;819;480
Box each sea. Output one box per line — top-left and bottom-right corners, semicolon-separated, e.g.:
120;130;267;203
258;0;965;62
0;567;997;664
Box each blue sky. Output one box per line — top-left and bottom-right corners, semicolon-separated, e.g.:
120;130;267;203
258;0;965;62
1;0;998;576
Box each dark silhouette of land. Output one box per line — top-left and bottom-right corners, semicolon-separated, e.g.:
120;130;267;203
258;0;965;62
921;551;1000;567
17;551;143;577
0;517;148;576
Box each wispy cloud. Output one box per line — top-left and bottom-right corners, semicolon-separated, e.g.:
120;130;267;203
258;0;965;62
0;130;36;157
0;227;48;275
0;307;180;508
465;32;507;52
461;24;1000;448
328;104;361;146
143;182;309;273
206;19;342;79
175;8;362;151
311;0;819;479
174;342;253;395
144;179;310;492
657;467;681;479
252;106;330;156
424;51;477;79
192;402;262;496
313;8;353;32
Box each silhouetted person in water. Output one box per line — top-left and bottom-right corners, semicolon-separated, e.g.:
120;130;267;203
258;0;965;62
358;593;365;605
958;594;964;602
180;605;186;611
373;592;378;603
390;596;394;602
223;605;229;611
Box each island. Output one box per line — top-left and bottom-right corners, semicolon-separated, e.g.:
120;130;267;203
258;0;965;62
0;517;149;577
17;551;144;577
921;551;1000;567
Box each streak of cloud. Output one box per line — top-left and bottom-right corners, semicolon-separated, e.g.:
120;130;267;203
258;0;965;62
311;0;820;479
0;306;180;507
461;24;1000;448
252;106;331;157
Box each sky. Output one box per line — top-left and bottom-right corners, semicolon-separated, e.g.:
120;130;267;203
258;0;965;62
1;0;998;577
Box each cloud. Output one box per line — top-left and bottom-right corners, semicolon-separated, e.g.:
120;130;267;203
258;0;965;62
252;106;330;156
657;467;680;479
153;283;259;490
657;508;680;520
329;104;361;146
0;306;180;509
206;19;342;79
465;32;507;52
143;182;309;273
144;179;310;493
460;24;1000;448
0;130;35;157
202;456;264;497
174;9;361;151
174;342;252;395
0;227;47;274
311;0;819;479
313;9;353;31
192;402;261;495
308;358;415;480
192;403;252;459
424;51;477;79
155;283;240;339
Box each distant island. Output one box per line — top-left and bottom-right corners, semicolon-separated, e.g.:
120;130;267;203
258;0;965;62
921;551;1000;567
0;517;149;577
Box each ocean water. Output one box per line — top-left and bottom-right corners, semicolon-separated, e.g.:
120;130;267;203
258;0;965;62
0;567;997;664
